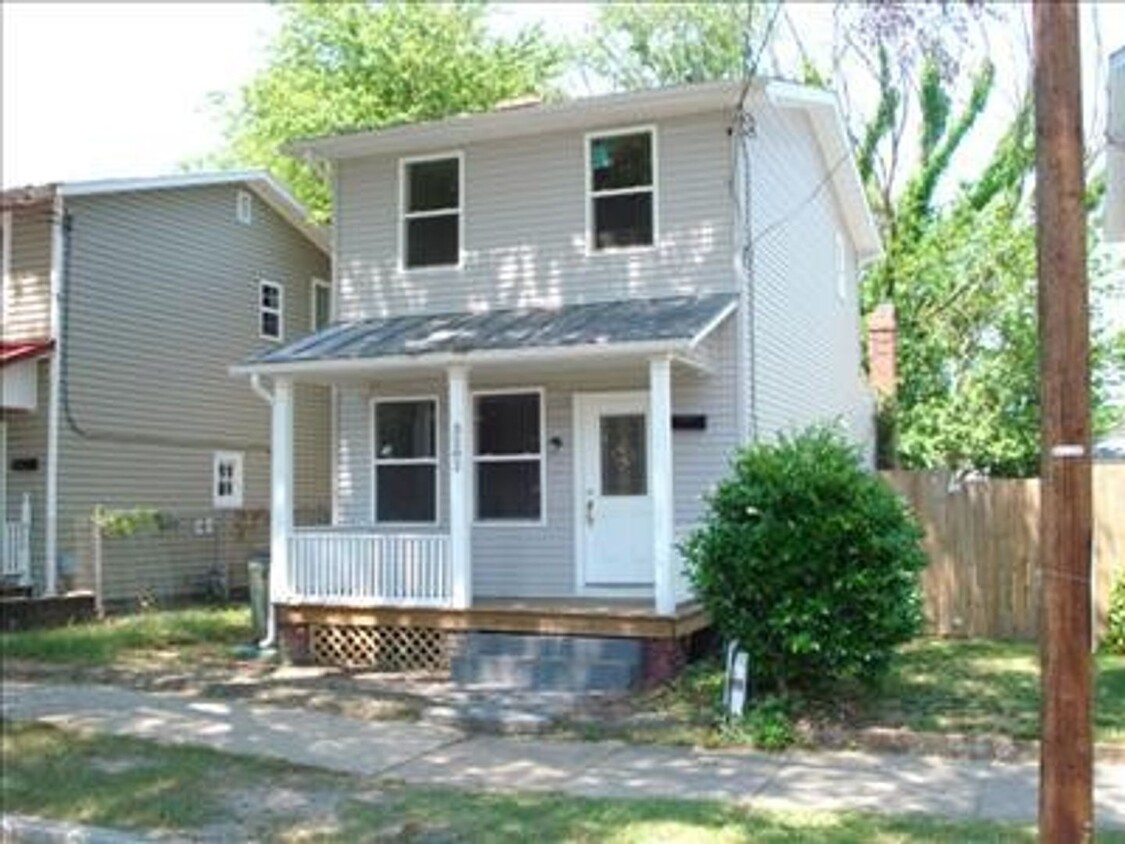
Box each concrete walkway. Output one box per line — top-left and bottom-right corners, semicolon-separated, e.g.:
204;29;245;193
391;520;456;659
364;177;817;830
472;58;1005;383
4;680;1124;829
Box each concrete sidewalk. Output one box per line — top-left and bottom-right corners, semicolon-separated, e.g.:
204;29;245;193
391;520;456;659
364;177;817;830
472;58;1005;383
3;680;1123;829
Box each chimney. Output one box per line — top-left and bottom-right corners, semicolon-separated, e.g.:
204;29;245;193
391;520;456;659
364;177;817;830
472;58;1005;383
867;303;897;398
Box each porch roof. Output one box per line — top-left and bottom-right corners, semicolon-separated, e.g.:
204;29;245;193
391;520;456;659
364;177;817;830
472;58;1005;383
233;293;737;377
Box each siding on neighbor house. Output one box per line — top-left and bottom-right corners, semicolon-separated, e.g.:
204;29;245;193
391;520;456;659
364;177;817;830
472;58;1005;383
334;110;738;319
2;207;53;341
331;316;740;599
744;95;875;457
50;185;331;601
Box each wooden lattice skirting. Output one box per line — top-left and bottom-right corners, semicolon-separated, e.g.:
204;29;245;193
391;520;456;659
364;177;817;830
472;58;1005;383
309;624;450;672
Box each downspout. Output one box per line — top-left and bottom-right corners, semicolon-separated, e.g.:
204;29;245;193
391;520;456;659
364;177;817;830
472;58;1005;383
249;373;277;648
44;193;66;595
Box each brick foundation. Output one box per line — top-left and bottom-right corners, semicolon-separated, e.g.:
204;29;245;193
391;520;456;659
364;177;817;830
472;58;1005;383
641;636;688;688
278;621;311;664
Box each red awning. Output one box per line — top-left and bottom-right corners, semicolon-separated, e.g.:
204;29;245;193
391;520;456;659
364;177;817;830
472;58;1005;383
0;339;55;367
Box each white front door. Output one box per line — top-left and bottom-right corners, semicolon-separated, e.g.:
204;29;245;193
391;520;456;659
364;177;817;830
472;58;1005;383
576;392;653;588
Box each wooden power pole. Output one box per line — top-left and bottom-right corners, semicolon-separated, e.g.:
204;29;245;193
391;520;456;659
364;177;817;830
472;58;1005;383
1034;3;1094;841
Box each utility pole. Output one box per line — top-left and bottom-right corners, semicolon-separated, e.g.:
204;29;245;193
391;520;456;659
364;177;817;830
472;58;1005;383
1034;4;1094;842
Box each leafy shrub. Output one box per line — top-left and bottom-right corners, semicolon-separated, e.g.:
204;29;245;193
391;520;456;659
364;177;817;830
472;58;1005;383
1104;575;1125;656
684;426;928;694
739;696;796;750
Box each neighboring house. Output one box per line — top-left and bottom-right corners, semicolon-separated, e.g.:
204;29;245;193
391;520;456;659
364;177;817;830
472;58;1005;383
232;80;881;689
1;172;331;602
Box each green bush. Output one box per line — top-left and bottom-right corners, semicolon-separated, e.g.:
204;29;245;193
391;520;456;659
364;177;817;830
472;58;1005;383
1104;576;1125;655
742;696;796;750
684;426;928;694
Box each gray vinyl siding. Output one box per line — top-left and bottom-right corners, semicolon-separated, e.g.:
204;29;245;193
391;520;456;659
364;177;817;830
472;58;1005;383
3;208;53;341
50;185;330;601
335;111;737;319
746;98;875;457
331;316;739;598
3;361;49;587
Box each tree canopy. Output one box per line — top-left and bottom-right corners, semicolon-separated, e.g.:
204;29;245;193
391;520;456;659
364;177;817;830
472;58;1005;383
214;1;566;219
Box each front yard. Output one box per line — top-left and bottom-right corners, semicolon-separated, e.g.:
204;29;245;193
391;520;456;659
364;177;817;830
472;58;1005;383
0;720;1079;843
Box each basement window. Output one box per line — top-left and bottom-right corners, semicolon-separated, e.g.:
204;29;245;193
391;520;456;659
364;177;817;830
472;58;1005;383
402;154;462;269
588;128;656;251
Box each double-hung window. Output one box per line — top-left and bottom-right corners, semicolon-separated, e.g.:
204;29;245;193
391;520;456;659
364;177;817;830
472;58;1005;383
588;128;656;250
401;154;462;269
373;398;437;523
213;451;244;509
311;278;331;331
474;391;543;522
259;280;283;340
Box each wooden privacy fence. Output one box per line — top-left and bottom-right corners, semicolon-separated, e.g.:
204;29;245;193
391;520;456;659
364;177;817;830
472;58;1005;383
882;465;1125;641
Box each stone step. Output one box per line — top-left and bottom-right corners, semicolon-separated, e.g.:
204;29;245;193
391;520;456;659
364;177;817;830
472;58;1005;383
458;632;643;662
451;653;640;692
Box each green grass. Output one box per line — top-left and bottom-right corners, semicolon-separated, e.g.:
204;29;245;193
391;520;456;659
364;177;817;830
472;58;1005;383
0;606;252;666
636;639;1125;746
4;720;1095;843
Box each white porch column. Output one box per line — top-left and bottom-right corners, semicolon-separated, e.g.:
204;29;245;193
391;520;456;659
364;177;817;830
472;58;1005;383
447;365;473;609
649;355;676;615
270;377;294;607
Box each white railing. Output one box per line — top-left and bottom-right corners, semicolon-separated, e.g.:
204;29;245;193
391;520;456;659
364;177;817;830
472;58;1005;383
287;530;452;607
3;520;31;584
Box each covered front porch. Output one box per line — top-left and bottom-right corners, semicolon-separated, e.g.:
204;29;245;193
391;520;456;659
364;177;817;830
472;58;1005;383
234;294;737;643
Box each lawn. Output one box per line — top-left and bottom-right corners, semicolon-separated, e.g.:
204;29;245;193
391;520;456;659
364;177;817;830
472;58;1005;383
0;605;252;666
632;638;1125;747
0;720;1084;843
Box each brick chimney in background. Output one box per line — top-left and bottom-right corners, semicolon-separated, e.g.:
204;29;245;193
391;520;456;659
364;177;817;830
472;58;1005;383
867;303;897;398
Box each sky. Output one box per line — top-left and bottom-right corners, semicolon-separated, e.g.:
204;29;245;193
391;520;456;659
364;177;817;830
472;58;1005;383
2;2;1123;189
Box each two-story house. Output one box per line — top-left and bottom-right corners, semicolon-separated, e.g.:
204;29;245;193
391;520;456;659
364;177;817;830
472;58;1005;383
1;172;330;603
233;80;881;690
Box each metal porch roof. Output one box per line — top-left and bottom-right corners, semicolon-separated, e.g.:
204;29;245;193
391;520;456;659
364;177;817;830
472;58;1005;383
239;293;737;374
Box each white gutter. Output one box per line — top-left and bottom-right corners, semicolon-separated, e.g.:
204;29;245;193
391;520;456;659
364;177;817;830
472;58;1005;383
44;193;64;595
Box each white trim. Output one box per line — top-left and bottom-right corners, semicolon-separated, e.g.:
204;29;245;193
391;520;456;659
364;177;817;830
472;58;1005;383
259;279;284;341
370;395;440;527
447;365;472;609
572;390;653;598
232;338;702;378
398;150;465;273
57;170;328;253
310;277;332;331
471;387;546;527
649;356;676;615
835;230;847;302
44;193;63;596
688;299;738;348
1;210;11;336
236;189;253;225
267;377;295;646
212;450;245;509
584;125;658;255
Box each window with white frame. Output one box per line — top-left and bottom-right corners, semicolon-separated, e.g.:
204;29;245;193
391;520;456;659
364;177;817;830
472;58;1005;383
311;278;331;331
402;154;461;269
474;391;542;522
588;129;655;250
373;398;437;523
236;189;253;225
213;451;244;509
259;280;283;340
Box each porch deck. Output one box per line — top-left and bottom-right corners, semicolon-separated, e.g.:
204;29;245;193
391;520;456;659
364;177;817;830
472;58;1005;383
280;597;710;640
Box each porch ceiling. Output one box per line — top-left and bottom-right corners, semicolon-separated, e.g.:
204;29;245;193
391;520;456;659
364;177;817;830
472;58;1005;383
232;293;736;379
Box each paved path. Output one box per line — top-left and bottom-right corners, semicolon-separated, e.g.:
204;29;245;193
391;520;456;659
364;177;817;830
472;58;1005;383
4;680;1124;829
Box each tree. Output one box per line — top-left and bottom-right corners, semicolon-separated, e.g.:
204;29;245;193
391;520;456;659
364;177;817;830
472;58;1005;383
211;1;566;219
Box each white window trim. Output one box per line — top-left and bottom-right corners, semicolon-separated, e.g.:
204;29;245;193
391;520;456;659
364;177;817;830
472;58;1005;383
213;450;244;509
259;279;284;341
835;231;847;302
370;395;441;527
310;277;332;331
472;387;546;528
398;150;465;274
236;189;253;225
584;125;659;256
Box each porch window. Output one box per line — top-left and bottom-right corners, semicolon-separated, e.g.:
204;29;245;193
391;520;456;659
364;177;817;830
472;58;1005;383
259;280;283;340
402;154;462;269
373;398;437;523
474;391;543;522
588;128;655;250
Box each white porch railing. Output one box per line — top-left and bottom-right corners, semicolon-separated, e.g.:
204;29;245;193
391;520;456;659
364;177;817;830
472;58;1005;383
287;530;452;607
3;520;31;584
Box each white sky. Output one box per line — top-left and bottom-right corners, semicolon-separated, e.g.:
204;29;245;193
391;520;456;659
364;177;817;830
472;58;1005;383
2;2;1122;189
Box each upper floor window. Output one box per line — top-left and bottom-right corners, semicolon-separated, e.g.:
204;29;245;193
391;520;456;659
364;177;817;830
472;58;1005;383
401;153;462;270
260;280;283;341
311;278;331;331
588;128;655;251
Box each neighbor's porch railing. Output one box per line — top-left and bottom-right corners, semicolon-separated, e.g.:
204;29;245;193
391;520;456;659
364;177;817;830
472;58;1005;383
2;494;32;585
287;529;452;607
